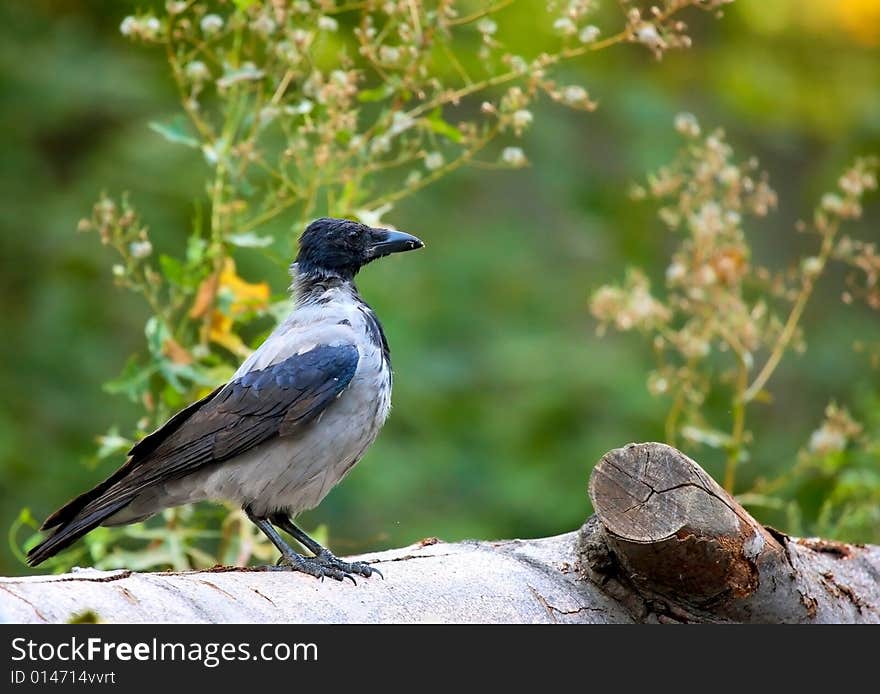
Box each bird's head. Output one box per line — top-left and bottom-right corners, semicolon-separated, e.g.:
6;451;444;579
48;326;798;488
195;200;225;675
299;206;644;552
294;217;424;280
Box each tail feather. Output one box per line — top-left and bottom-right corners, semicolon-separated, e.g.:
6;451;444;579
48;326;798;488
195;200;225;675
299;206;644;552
27;498;130;566
41;465;135;531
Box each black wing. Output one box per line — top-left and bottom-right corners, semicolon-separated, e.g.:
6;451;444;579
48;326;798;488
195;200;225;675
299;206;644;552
130;342;360;484
29;343;359;565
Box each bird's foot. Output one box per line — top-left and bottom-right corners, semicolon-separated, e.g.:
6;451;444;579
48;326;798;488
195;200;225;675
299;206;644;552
267;550;381;584
267;552;356;584
312;549;382;581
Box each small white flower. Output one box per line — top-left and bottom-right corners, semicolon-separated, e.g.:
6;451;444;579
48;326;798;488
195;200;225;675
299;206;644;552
808;428;846;455
579;25;600;43
120;16;137;36
821;193;844;214
202;143;218;165
636;23;661;47
477;18;498;35
143;17;161;38
674;112;700;138
802;256;823;277
379;45;401;63
200;14;224;35
512;109;533;130
389;111;415;135
166;2;187;15
724;210;741;227
259;106;280;126
424;151;444;171
185;60;210;82
719;165;740;185
129;240;153;259
562;85;588;105
666;262;686;283
330;69;350;86
112;264;126;277
501;147;527;168
648;374;669;395
251;15;277;37
370;136;391;155
317;16;339;32
292;29;310;44
507;55;528;74
553;17;577;36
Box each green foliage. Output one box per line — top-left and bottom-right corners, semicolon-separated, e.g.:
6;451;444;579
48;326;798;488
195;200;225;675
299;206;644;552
592;116;880;538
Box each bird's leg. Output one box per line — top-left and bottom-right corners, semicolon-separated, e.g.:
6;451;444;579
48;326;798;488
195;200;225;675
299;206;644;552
269;512;381;580
244;506;354;583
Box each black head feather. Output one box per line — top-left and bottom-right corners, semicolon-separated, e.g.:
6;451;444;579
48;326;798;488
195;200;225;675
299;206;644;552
295;217;423;279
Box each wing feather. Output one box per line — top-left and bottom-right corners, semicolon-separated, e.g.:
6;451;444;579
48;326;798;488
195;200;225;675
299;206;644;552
32;343;359;551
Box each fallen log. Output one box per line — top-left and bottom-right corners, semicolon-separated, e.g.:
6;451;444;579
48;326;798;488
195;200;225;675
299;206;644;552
2;443;878;623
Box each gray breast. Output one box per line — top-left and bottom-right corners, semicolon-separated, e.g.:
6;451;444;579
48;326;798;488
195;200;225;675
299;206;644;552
155;291;394;518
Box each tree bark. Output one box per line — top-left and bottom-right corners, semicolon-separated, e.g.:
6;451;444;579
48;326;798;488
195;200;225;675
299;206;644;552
2;443;878;623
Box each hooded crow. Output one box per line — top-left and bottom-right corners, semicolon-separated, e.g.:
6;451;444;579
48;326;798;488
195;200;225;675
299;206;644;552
28;217;424;581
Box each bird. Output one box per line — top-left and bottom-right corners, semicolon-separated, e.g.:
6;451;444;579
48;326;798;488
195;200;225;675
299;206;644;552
27;217;424;582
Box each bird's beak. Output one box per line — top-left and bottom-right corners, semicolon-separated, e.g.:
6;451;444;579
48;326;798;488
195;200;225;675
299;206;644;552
367;228;425;259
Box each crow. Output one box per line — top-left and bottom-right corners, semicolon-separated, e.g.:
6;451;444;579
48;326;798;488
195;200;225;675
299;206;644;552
28;217;424;582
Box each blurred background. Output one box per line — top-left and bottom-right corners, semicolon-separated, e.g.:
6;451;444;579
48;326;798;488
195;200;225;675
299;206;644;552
1;0;879;575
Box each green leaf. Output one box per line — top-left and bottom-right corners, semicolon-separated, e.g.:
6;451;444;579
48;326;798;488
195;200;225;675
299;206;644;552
103;355;155;403
159;254;185;285
233;0;258;9
144;316;169;357
187;235;208;265
226;232;274;248
358;84;394;103
148;116;199;148
95;427;132;460
424;107;463;143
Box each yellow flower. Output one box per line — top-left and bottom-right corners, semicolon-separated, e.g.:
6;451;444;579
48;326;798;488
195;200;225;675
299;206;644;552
191;258;270;356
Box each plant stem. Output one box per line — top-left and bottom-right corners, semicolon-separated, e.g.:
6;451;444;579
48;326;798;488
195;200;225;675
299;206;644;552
724;361;748;492
367;125;499;208
742;226;837;404
448;0;516;26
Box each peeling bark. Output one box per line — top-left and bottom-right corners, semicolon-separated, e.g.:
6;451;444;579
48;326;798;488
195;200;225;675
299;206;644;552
2;443;878;624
